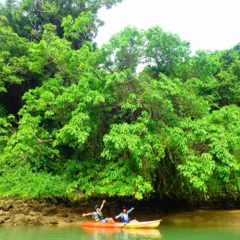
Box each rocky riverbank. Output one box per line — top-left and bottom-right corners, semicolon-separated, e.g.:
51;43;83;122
163;209;240;226
0;198;86;226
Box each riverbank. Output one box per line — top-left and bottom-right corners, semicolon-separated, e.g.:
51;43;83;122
0;198;84;226
162;209;240;226
0;198;240;227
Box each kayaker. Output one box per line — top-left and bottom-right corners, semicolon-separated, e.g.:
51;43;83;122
82;200;114;223
115;206;134;223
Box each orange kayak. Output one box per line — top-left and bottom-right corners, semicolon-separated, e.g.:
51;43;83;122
81;219;161;229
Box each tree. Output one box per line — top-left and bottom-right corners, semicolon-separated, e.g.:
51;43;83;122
0;0;239;202
144;26;191;76
0;0;122;46
216;44;240;106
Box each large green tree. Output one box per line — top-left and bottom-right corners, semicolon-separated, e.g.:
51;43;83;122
0;0;122;47
0;0;239;202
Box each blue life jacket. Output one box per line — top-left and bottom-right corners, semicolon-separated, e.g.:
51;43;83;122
120;214;130;223
92;211;104;221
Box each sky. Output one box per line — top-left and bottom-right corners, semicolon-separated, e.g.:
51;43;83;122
96;0;240;52
0;0;239;52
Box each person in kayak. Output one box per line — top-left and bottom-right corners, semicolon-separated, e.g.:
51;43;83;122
115;206;134;223
82;200;114;223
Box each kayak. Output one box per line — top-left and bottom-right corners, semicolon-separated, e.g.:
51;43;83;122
81;219;161;229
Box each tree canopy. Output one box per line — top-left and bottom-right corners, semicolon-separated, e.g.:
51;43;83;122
0;0;239;203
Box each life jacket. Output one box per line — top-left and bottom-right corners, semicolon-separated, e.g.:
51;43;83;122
120;213;130;223
92;211;104;221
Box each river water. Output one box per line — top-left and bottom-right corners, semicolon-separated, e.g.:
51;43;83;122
0;225;240;240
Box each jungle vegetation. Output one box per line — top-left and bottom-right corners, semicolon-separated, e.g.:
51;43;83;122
0;0;239;203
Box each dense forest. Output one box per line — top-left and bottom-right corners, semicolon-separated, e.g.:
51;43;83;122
0;0;239;204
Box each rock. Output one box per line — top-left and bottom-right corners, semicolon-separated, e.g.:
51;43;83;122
0;217;5;225
42;207;58;216
22;207;31;215
32;205;43;212
3;217;14;225
0;201;13;211
14;199;25;205
13;214;30;225
65;218;74;223
60;213;69;218
29;218;42;225
3;216;10;221
49;219;58;225
29;211;37;216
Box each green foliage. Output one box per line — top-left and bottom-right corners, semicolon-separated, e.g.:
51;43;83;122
0;16;29;92
0;167;68;198
66;160;153;200
216;44;240;106
144;26;191;75
62;11;96;49
102;27;143;72
0;0;122;44
176;105;240;198
0;0;239;202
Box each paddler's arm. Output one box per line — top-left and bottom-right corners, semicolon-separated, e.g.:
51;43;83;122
115;213;122;219
100;200;106;210
127;207;134;214
82;212;93;217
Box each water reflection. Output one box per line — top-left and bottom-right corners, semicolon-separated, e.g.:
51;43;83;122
1;226;240;240
82;227;161;240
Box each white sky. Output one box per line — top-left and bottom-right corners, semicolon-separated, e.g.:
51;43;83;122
96;0;240;52
0;0;239;51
